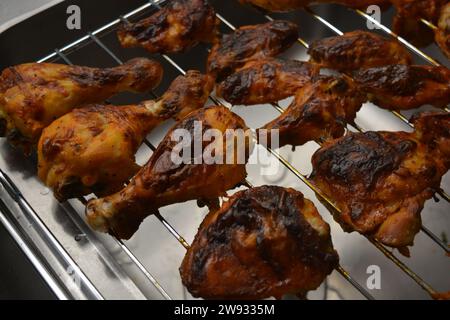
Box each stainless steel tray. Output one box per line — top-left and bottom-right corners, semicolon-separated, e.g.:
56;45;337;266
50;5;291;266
0;0;448;300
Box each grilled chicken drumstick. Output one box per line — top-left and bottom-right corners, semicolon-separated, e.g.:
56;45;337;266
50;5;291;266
180;185;339;300
260;76;365;148
86;106;253;239
0;58;163;151
308;30;412;73
353;64;450;110
239;0;390;12
38;71;213;202
216;58;320;105
117;0;218;54
207;20;299;81
310;112;450;248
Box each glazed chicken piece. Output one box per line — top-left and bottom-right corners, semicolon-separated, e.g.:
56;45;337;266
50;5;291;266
180;185;339;300
86;106;253;239
38;71;213;202
436;2;450;58
0;58;163;151
308;31;412;73
353;64;450;110
216;58;320;105
390;0;446;22
117;0;218;54
207;20;299;81
259;76;365;148
239;0;390;12
310;112;450;248
392;13;435;48
391;0;446;48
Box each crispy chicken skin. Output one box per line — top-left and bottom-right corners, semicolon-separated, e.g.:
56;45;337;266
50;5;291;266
308;31;412;73
310;112;450;248
216;58;320;105
239;0;389;12
0;58;163;151
436;3;450;58
180;185;339;300
353;64;450;110
260;76;365;148
117;0;218;54
207;21;299;81
86;106;252;239
38;71;213;202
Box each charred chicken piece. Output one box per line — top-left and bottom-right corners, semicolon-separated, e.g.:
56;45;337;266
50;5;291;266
353;64;450;110
308;30;412;73
392;13;435;48
117;0;218;54
310;112;450;248
260;76;365;148
86;106;252;239
390;0;446;22
436;2;450;59
38;71;213;202
0;58;163;152
180;185;339;300
239;0;390;12
216;58;320;105
207;21;299;81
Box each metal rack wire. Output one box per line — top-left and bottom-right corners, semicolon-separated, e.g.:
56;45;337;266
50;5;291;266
0;0;447;300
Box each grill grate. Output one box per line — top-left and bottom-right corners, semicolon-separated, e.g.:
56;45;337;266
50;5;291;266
0;0;448;300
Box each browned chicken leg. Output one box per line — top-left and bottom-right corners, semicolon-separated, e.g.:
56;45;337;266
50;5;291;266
207;20;299;81
180;185;339;300
117;0;218;54
310;112;450;248
0;58;163;151
239;0;390;12
259;76;365;147
216;58;320;105
85;105;253;239
308;30;412;73
38;71;213;202
352;64;450;110
436;2;450;59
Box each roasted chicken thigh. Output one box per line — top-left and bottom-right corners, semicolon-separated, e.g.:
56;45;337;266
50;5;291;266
180;185;339;300
310;112;450;248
